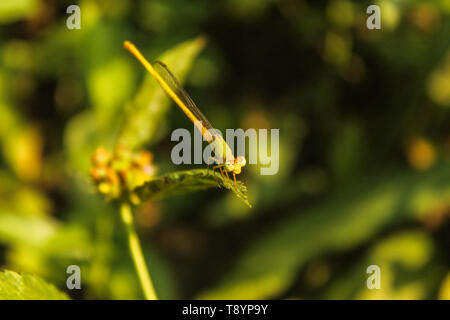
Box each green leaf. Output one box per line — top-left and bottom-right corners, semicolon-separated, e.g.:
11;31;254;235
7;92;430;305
199;164;450;299
0;212;93;263
133;169;252;208
0;0;38;24
0;269;69;300
0;212;58;248
118;36;207;149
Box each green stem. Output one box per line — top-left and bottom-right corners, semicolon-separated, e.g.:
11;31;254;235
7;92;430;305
120;202;158;300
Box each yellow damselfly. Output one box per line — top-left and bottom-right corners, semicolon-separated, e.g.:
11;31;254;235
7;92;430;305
123;41;246;187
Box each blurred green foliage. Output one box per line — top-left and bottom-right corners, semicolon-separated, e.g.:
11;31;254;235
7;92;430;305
0;0;449;299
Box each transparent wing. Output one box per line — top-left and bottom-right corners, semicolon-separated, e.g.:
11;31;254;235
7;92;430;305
153;61;213;130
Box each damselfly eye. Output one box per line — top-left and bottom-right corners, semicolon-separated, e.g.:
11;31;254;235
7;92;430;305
236;156;246;167
225;162;234;172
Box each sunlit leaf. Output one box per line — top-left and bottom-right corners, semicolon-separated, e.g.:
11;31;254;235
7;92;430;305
0;0;38;24
0;212;58;247
0;212;92;262
439;273;450;300
0;269;69;300
133;169;251;208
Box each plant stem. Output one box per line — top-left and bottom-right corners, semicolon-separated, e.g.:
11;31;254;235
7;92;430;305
120;202;158;300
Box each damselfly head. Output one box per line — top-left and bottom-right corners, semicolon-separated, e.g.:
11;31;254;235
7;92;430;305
236;156;246;167
229;156;246;175
224;156;246;174
225;161;235;172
